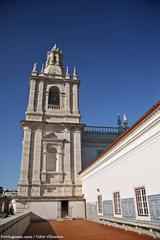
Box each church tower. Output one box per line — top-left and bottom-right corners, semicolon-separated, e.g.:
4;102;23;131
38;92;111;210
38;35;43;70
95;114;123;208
17;44;85;220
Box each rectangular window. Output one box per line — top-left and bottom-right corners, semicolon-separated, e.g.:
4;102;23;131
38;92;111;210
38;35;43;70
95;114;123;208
97;195;103;214
135;187;149;216
113;192;121;215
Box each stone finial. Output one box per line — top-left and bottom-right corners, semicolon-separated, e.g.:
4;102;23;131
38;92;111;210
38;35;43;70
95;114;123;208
65;66;70;79
117;112;122;127
123;113;127;122
52;43;57;51
117;112;123;133
73;66;78;80
40;64;44;75
66;66;69;75
31;63;38;76
32;63;37;72
123;113;128;130
73;66;77;75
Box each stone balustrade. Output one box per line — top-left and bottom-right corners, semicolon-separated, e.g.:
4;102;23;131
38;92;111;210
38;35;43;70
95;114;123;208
0;211;31;238
48;104;60;109
84;126;119;134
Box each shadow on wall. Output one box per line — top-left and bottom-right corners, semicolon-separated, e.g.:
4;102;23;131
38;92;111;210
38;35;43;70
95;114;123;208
23;213;58;240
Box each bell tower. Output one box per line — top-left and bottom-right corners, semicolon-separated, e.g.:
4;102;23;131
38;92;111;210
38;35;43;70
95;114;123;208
26;43;80;123
17;44;85;220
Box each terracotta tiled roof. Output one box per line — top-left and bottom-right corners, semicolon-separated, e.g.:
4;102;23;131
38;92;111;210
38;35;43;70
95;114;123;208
79;100;160;174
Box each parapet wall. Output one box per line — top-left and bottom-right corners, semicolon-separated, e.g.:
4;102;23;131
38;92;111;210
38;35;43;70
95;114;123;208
0;211;31;237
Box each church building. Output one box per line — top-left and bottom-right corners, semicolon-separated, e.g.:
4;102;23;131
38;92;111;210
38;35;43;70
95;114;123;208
17;45;123;220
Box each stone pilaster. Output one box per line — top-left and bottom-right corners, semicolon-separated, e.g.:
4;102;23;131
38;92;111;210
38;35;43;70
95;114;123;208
42;142;47;172
36;80;44;113
18;126;31;186
45;91;49;111
64;128;72;183
65;82;71;113
57;144;63;172
32;128;42;187
74;129;82;184
27;78;36;112
41;142;47;183
72;83;79;114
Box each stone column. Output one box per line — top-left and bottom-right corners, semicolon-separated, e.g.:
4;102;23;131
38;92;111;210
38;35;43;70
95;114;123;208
27;78;36;112
32;128;42;186
64;128;72;183
74;129;82;184
18;126;31;186
65;82;71;113
72;83;79;114
36;80;44;113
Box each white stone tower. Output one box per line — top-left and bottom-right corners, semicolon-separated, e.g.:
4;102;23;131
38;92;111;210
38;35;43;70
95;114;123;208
17;44;85;220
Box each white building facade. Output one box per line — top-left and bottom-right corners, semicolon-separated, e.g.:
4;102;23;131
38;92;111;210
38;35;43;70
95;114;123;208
80;101;160;235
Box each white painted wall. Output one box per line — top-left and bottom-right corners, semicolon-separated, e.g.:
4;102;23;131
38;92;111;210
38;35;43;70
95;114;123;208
80;108;160;219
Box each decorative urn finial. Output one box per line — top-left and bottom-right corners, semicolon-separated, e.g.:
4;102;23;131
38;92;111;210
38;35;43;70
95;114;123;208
73;66;78;79
31;63;38;76
123;113;128;130
65;66;70;79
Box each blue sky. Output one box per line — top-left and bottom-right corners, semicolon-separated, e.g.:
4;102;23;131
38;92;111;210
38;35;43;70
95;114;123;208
0;0;159;189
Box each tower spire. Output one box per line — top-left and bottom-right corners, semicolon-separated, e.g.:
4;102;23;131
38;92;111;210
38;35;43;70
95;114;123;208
44;44;63;75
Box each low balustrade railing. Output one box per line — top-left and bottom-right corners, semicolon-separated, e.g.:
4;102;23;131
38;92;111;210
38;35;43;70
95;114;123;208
48;104;60;110
84;126;119;133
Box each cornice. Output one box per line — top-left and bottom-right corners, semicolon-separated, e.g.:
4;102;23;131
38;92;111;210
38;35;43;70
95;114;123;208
28;74;80;84
20;120;85;129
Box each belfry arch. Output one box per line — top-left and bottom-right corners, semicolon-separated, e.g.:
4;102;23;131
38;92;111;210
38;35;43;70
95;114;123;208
48;86;60;107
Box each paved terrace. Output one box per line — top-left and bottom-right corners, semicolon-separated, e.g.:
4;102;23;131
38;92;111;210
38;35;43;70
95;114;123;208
24;220;153;240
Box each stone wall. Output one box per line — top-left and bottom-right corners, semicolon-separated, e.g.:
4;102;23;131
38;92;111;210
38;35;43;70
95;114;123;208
26;200;85;221
0;211;31;237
